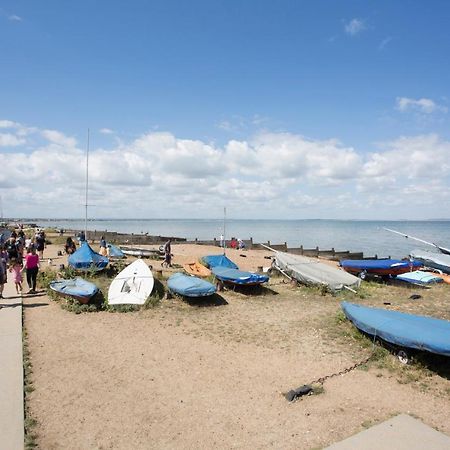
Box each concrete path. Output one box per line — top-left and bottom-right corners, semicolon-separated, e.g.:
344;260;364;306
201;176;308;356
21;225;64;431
326;413;450;450
0;280;24;450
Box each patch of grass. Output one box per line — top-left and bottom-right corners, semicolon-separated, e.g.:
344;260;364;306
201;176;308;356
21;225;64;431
23;326;38;449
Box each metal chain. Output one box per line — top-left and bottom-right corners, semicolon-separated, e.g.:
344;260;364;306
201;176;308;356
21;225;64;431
310;352;374;386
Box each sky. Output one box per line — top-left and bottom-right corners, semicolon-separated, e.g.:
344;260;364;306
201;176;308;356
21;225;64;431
1;0;450;220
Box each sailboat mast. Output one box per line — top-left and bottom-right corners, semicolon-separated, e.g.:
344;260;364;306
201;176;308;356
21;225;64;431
85;128;89;240
223;207;226;255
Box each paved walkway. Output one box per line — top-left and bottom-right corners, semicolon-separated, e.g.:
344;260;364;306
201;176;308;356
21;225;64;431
0;280;24;450
326;413;450;450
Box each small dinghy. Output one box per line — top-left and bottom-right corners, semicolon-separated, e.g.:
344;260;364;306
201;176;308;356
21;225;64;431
50;278;99;304
410;249;450;274
340;259;422;277
119;246;159;258
68;241;109;271
341;301;450;357
212;266;269;286
201;254;238;269
183;262;211;277
396;271;443;286
168;272;216;297
107;243;126;259
108;259;154;305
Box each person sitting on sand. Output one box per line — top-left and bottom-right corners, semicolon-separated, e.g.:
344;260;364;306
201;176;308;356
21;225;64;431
65;237;77;255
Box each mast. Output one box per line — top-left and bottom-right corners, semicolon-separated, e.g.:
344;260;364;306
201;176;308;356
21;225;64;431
223;207;226;254
84;128;89;240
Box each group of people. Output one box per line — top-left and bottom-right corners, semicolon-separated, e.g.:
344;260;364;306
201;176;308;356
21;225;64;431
219;234;245;250
0;228;45;298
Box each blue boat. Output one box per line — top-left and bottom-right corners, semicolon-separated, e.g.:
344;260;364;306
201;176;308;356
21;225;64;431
340;259;422;277
201;254;238;269
396;271;443;286
167;272;216;297
68;241;109;271
212;266;269;286
107;243;126;259
341;302;450;357
50;277;99;304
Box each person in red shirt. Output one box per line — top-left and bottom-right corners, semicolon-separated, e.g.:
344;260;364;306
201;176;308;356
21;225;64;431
23;245;40;294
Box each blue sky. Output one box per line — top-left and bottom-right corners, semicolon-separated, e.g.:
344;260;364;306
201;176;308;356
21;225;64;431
1;1;450;219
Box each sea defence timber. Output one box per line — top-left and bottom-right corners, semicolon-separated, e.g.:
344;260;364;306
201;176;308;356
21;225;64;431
69;230;386;261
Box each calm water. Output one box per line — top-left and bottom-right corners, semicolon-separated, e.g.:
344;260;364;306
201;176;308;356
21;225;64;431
36;219;450;259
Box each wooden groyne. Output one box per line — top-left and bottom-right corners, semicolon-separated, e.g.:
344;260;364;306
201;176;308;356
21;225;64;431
76;231;383;261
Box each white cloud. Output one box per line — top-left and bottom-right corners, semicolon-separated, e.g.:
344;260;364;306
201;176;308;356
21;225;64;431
0;133;26;147
41;129;77;147
344;18;366;36
1;119;450;219
99;128;114;134
8;14;22;22
396;97;448;114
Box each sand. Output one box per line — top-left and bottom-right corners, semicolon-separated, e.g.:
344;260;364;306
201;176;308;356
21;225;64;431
23;240;450;449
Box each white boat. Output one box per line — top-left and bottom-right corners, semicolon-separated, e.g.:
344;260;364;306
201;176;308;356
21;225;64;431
274;251;361;292
409;249;450;274
119;246;160;258
108;259;154;305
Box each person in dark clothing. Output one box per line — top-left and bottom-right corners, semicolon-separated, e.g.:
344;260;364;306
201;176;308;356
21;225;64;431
65;237;77;255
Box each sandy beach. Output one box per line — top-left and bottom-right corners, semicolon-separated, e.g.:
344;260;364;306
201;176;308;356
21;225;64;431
22;237;450;449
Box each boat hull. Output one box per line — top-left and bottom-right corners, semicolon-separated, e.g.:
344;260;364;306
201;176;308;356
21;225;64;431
50;278;99;304
183;262;211;277
340;259;422;276
410;250;450;274
212;266;269;286
341;302;450;357
168;272;216;297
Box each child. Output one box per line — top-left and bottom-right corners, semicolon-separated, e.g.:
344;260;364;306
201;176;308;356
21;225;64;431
9;258;23;295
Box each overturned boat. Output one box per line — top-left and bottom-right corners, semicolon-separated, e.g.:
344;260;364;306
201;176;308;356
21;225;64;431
274;251;360;292
410;249;450;274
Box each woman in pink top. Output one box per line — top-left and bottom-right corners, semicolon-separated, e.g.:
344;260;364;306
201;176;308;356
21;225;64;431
24;246;40;294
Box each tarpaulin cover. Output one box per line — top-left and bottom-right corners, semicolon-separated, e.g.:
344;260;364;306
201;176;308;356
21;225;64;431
168;272;216;297
396;270;443;285
341;302;450;357
410;249;450;274
201;254;238;269
340;259;422;272
68;241;109;270
212;266;269;285
107;243;126;258
50;277;98;300
275;252;360;292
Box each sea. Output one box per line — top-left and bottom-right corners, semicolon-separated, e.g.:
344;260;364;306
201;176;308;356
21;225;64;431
34;219;450;260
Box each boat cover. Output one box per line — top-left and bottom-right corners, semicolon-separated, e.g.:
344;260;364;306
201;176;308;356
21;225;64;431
201;254;238;269
340;259;422;272
410;249;450;274
108;244;126;258
183;262;211;277
341;302;450;357
168;272;216;297
50;277;98;299
212;266;269;285
68;241;109;270
396;271;443;285
275;252;360;292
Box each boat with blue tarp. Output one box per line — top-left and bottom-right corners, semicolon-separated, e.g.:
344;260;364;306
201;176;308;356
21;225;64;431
341;301;450;357
50;277;99;304
168;272;216;297
68;241;109;271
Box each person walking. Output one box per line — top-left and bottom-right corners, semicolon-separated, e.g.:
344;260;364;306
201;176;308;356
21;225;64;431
0;246;8;299
9;258;23;295
23;246;40;294
161;239;172;268
99;236;107;256
35;230;46;259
